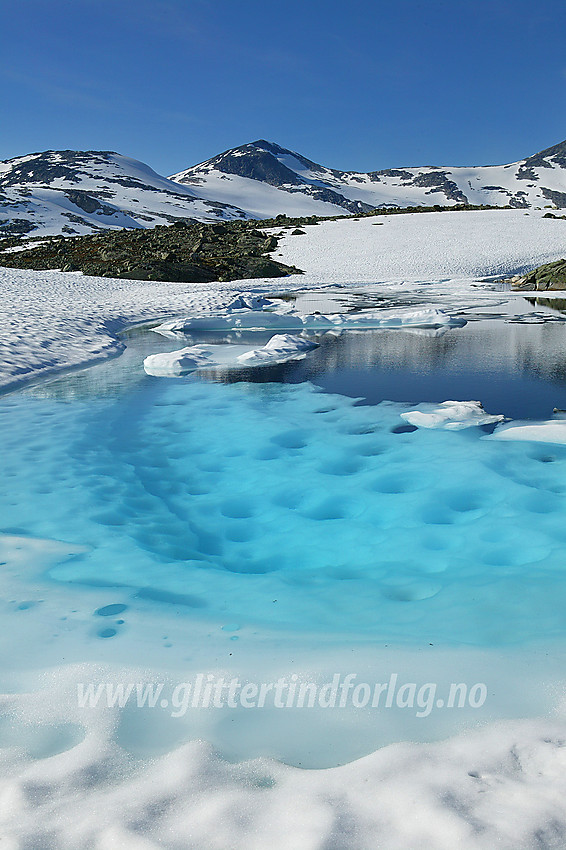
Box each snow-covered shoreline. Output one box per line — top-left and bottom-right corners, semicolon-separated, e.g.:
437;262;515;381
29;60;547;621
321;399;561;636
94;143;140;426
2;209;566;393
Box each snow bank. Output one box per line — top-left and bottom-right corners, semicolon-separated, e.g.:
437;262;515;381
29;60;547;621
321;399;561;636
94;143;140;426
401;400;505;430
2;659;566;850
143;334;318;376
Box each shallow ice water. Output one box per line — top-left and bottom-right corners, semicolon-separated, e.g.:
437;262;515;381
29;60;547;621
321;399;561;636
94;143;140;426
3;303;566;650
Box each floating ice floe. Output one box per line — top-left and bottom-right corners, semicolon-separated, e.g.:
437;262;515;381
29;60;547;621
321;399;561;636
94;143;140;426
487;418;566;445
401;400;505;430
153;306;466;336
143;334;318;377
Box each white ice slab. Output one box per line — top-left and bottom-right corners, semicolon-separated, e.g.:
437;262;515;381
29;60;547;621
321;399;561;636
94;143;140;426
143;334;318;376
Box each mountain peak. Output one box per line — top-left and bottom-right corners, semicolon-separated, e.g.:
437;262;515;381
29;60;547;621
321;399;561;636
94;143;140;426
525;139;566;169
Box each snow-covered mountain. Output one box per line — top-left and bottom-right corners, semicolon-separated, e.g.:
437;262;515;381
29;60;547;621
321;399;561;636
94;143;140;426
171;138;566;217
3;139;566;239
0;150;248;238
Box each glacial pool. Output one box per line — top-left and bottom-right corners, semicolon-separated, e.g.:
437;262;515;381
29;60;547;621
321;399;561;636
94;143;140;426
3;290;566;647
3;288;566;764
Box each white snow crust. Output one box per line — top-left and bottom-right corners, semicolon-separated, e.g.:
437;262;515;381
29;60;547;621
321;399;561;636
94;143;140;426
272;209;566;284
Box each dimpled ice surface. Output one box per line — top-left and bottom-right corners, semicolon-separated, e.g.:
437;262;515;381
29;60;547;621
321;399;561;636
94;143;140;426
2;371;566;647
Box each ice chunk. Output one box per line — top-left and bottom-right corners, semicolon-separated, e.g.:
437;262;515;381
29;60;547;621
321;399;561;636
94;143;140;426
401;400;505;430
235;334;318;366
143;346;215;376
488;419;566;445
143;334;318;377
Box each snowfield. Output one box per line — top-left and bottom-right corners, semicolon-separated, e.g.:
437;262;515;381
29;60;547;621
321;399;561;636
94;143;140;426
2;208;566;848
273;208;566;284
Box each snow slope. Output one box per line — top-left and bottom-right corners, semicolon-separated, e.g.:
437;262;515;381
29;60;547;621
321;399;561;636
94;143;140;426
273;208;566;285
171;137;566;217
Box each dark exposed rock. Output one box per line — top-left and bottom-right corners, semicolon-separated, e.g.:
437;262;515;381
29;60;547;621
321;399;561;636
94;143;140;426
522;139;566;170
0;219;303;283
285;184;373;214
508;195;529;208
63;190;117;216
411;172;469;204
372;169;414;179
540;188;566;208
0;218;36;234
203;147;303;187
516;165;539;181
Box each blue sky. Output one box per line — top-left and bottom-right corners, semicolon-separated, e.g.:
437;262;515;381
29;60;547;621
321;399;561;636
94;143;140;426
1;0;566;175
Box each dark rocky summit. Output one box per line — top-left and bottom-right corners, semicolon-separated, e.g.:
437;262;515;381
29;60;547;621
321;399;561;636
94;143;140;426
0;219;303;283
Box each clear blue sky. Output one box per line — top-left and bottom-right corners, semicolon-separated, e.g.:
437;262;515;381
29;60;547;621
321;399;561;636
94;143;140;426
1;0;566;175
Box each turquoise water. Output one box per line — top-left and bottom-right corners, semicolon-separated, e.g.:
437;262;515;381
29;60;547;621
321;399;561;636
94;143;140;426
3;307;566;648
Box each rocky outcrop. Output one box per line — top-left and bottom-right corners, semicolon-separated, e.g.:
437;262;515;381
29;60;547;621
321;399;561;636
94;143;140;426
511;258;566;291
0;219;303;283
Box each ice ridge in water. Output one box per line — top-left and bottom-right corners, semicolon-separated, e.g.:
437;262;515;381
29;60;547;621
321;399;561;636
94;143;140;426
153;306;466;335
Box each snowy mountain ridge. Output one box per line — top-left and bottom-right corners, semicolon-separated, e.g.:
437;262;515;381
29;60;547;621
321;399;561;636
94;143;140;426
2;139;566;238
171;138;566;218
